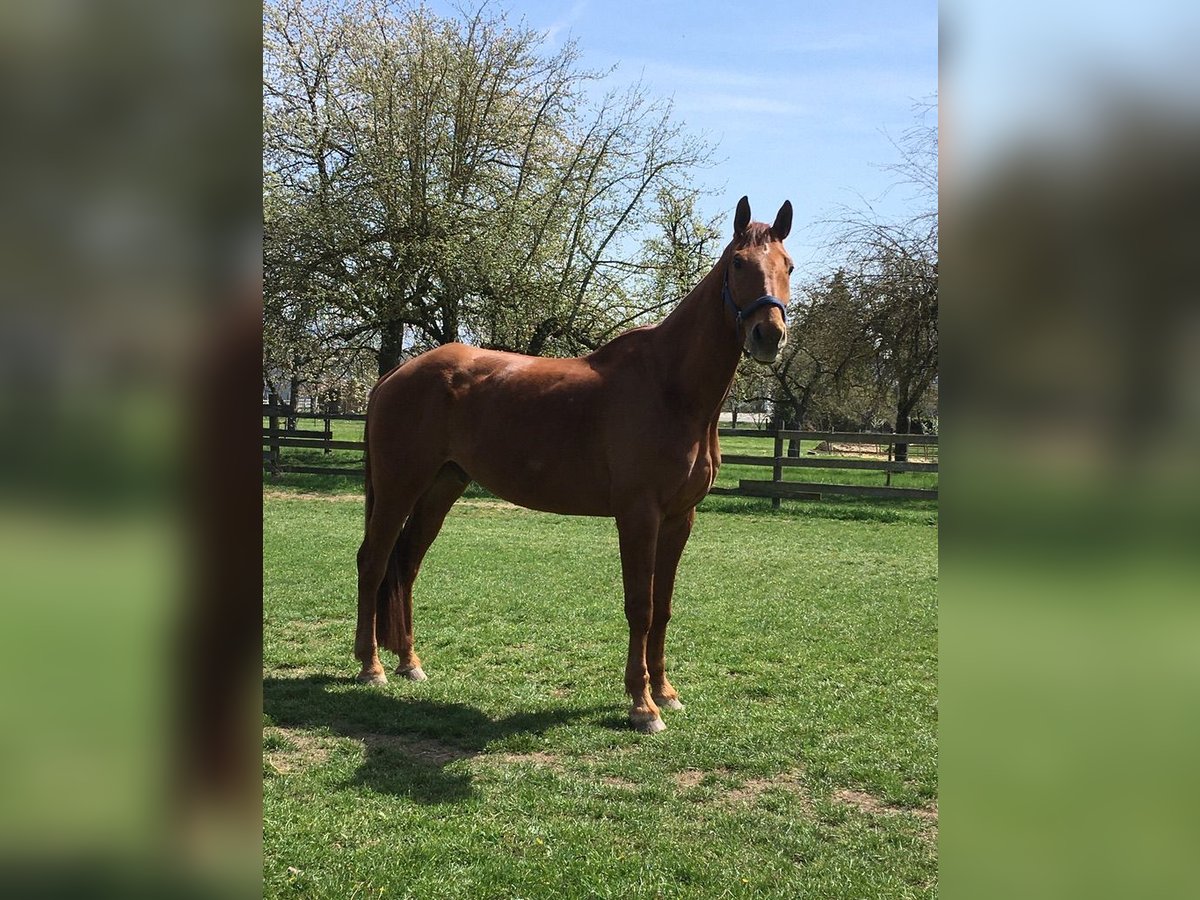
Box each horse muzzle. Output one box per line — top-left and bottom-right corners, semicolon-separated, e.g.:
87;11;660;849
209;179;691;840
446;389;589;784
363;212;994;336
747;321;787;364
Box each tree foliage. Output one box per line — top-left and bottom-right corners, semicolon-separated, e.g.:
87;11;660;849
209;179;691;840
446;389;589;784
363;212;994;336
264;0;710;396
767;99;938;443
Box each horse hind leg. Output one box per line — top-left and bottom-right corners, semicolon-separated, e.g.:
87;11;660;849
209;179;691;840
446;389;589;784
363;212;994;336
354;495;410;685
355;444;455;683
387;462;471;681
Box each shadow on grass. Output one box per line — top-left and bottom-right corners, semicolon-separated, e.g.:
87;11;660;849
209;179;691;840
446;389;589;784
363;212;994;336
263;675;609;804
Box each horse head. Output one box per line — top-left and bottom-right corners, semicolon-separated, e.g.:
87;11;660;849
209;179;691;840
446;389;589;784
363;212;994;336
726;195;793;364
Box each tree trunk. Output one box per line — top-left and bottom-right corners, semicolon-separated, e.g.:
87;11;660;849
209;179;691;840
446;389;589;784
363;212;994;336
439;295;460;347
791;384;815;456
287;373;301;431
526;317;560;357
378;321;405;380
894;406;913;462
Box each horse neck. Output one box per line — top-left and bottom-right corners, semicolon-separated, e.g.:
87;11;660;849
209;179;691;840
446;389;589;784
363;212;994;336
653;255;744;422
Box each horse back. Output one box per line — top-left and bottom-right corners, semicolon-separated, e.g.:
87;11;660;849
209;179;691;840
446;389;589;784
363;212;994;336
369;343;629;514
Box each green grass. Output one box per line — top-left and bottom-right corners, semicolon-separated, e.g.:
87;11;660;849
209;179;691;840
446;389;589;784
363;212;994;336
264;489;938;898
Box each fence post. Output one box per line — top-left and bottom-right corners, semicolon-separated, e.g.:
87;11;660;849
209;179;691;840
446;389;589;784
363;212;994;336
324;410;332;455
268;409;281;479
772;428;784;510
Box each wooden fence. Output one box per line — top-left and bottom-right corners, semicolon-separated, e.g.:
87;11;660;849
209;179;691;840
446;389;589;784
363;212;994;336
263;406;366;477
706;428;937;506
263;407;937;504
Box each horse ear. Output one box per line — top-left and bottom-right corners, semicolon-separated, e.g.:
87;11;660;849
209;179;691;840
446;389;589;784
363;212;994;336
734;196;751;235
771;200;793;241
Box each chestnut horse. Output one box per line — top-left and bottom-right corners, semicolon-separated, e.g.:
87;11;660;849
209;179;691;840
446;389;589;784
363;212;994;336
355;196;793;733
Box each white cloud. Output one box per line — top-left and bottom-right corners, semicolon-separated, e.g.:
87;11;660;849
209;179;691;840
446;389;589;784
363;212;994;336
543;0;589;47
676;93;812;117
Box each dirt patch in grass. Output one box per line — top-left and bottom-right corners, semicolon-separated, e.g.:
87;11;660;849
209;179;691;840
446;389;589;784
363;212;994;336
725;771;809;806
486;750;563;768
359;733;476;765
264;490;362;503
264;663;323;677
264;489;520;512
833;788;938;822
473;751;639;791
673;767;809;806
457;498;520;511
810;442;936;462
673;768;713;789
284;620;344;633
264;727;339;774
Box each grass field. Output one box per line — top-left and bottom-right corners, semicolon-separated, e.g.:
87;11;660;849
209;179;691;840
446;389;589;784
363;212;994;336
264;479;938;898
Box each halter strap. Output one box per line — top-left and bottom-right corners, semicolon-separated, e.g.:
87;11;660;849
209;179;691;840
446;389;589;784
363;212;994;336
723;267;787;331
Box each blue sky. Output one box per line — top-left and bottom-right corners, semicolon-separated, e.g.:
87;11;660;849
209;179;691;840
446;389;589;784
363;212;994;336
428;0;938;279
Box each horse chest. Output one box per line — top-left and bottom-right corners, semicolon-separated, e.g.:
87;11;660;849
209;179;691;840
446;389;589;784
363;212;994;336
667;441;718;512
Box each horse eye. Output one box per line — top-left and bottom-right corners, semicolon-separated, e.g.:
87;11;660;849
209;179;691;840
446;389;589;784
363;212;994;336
788;265;795;275
733;258;743;269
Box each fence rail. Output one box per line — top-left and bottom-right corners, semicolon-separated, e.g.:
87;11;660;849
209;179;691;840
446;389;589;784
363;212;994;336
722;454;938;473
262;406;937;504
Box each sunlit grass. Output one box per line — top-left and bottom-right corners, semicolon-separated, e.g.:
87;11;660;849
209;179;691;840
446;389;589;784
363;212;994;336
264;492;937;898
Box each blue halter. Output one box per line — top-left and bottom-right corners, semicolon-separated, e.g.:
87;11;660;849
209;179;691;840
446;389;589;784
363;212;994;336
723;267;787;332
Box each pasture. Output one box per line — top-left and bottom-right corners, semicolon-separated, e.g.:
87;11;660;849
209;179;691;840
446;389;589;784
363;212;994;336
263;487;937;898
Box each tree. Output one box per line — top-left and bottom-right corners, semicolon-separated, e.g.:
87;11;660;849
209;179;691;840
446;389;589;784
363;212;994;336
759;270;883;455
783;272;864;423
585;187;726;344
263;172;377;413
857;237;938;458
830;212;937;458
263;0;710;378
822;98;938;458
637;188;723;310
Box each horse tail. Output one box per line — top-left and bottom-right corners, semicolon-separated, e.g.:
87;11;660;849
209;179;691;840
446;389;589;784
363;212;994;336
363;383;404;655
375;541;404;655
363;415;373;527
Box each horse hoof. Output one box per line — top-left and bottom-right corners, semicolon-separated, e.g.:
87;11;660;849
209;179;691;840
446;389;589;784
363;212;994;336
654;696;684;711
630;713;667;734
396;665;427;682
356;671;387;685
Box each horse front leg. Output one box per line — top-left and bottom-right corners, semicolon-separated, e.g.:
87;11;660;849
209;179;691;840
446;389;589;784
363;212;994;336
648;508;695;711
616;507;664;733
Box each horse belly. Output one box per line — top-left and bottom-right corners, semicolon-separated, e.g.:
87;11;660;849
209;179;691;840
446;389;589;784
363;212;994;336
451;392;612;517
471;459;612;517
